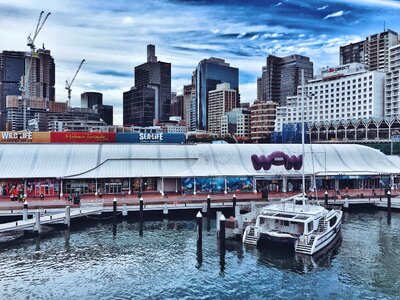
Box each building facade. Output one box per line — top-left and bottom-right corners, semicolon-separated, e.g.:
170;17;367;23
194;57;239;130
81;92;103;109
250;100;278;142
93;104;113;126
221;107;251;138
340;40;365;65
0;51;25;129
133;45;171;123
261;54;313;106
123;85;156;127
365;29;399;72
385;44;400;117
207;83;237;134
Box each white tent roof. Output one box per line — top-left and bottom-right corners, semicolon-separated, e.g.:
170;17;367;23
0;143;398;179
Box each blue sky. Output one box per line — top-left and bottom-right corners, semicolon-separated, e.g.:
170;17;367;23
0;0;399;124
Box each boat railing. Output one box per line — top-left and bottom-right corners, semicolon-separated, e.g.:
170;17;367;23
280;193;304;203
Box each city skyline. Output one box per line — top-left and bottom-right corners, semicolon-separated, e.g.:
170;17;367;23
0;0;399;125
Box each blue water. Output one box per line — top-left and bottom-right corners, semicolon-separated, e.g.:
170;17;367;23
0;211;399;299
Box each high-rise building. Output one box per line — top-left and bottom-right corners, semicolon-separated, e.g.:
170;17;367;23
123;85;156;126
256;77;262;101
81;92;103;109
365;29;399;72
385;44;400;117
250;100;278;142
340;41;365;65
183;83;194;125
134;45;171;123
207;83;237;134
0;51;25;129
274;63;385;131
221;107;251;138
260;54;313;106
94;104;113;125
194;57;239;130
23;48;55;101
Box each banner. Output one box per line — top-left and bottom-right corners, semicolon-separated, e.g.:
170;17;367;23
116;132;186;144
51;132;116;143
0;131;51;143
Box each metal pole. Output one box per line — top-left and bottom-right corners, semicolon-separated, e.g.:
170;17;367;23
301;69;306;198
387;190;391;213
207;195;211;219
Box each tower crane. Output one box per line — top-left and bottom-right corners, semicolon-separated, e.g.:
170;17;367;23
65;59;85;107
20;10;51;131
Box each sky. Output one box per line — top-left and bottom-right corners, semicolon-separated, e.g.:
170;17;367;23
0;0;399;125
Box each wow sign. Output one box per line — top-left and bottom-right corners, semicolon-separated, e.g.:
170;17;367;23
251;151;302;171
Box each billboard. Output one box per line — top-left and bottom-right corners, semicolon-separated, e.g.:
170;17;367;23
116;132;186;144
0;131;51;143
51;132;116;143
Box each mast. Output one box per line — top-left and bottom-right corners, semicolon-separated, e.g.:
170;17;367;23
301;69;306;199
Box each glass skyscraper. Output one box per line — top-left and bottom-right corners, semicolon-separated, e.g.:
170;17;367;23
194;58;239;130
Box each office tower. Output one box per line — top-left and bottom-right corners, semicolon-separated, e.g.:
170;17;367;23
385;44;400;117
340;41;366;65
123;85;156;126
81;92;103;109
207;83;237;135
365;29;399;72
221;107;251;138
0;51;25;129
133;44;171;123
194;57;239;130
261;54;313;106
93;104;113;125
23;48;55;101
250;100;278;142
256;77;262;101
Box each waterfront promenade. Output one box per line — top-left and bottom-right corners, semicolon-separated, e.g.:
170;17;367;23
0;189;399;211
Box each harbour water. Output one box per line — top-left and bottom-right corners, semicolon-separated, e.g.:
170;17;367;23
0;211;399;299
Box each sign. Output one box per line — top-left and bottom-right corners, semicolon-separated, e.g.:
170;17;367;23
0;131;51;143
51;132;116;143
392;135;400;142
116;132;186;144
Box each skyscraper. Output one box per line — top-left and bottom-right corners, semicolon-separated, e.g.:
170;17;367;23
81;92;103;109
134;45;171;123
261;54;313;106
23;48;55;101
123;85;156;127
0;51;25;129
365;29;400;72
340;41;365;65
207;83;237;135
194;57;239;130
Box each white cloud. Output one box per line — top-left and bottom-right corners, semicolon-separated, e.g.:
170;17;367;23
250;34;259;40
274;2;282;7
317;5;328;10
323;11;345;19
333;0;400;9
122;16;134;24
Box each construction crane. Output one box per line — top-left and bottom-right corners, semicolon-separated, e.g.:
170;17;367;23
65;59;85;107
20;11;51;130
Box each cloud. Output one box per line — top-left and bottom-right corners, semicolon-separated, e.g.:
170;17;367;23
122;16;134;24
323;11;345;19
334;0;400;9
95;70;132;78
250;34;259;40
274;2;282;7
317;5;328;10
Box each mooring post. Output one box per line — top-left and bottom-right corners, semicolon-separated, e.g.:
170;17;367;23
23;200;28;221
163;203;168;219
122;204;128;218
34;211;41;234
216;211;221;234
324;190;328;206
113;197;117;217
196;211;202;246
232;193;236;208
219;214;226;249
387;190;392;213
65;206;71;228
207;195;211;219
139;196;144;223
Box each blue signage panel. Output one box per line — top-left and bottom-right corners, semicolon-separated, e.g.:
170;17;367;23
116;132;186;144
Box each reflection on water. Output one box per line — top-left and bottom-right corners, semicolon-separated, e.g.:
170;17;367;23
0;212;398;299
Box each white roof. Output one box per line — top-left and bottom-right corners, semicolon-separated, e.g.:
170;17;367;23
0;143;398;179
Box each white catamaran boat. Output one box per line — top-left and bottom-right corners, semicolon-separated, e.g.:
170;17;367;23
243;69;343;255
242;194;343;255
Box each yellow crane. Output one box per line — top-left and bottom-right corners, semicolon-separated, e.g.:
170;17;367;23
65;59;85;107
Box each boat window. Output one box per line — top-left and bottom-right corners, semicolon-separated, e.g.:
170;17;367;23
307;222;313;232
260;218;265;225
329;216;337;227
284;220;289;226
